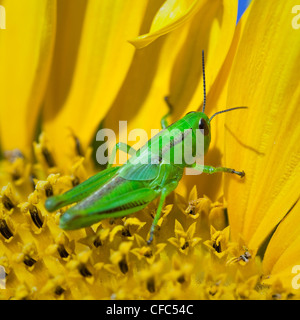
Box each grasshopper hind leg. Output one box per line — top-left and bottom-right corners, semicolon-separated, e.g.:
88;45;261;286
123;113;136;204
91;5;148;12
45;166;119;212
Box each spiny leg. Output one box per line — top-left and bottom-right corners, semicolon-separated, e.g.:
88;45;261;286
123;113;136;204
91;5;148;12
147;193;167;245
161;96;173;129
147;181;178;244
107;142;136;169
203;165;245;177
193;164;245;178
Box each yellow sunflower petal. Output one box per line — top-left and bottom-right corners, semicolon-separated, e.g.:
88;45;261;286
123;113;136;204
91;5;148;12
129;0;204;49
43;0;88;126
262;200;300;287
224;0;300;250
174;219;185;235
43;0;149;161
0;0;56;156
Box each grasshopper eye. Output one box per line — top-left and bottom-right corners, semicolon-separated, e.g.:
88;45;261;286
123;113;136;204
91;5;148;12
199;118;209;136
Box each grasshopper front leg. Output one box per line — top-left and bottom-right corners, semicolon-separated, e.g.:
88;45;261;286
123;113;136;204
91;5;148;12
160;96;173;129
193;164;245;178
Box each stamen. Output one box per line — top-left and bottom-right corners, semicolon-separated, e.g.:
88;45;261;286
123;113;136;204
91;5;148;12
54;286;65;296
57;245;69;259
118;257;128;274
74;135;84;157
0;219;13;239
181;241;189;250
177;275;185;283
122;228;131;237
11;170;21;181
213;242;221;253
42;147;56;168
23;255;36;267
29;206;44;229
45;185;53;197
72;177;80;187
147;277;155;293
2;195;14;210
93;237;102;248
78;264;92;277
144;251;153;258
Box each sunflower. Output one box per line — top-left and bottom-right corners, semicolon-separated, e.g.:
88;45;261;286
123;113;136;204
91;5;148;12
0;0;299;300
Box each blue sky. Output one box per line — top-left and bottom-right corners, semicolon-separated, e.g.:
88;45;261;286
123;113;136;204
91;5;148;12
237;0;250;23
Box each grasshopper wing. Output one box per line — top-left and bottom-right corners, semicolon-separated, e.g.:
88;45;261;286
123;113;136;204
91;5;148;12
118;163;159;181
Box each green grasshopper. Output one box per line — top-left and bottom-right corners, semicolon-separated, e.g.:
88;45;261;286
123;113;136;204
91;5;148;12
45;51;246;243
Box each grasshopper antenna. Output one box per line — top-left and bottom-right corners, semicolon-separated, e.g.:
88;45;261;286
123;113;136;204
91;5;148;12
202;50;206;113
209;106;248;121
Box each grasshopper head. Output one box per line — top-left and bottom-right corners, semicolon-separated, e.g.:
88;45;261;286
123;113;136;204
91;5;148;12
184;111;211;154
183;106;248;156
